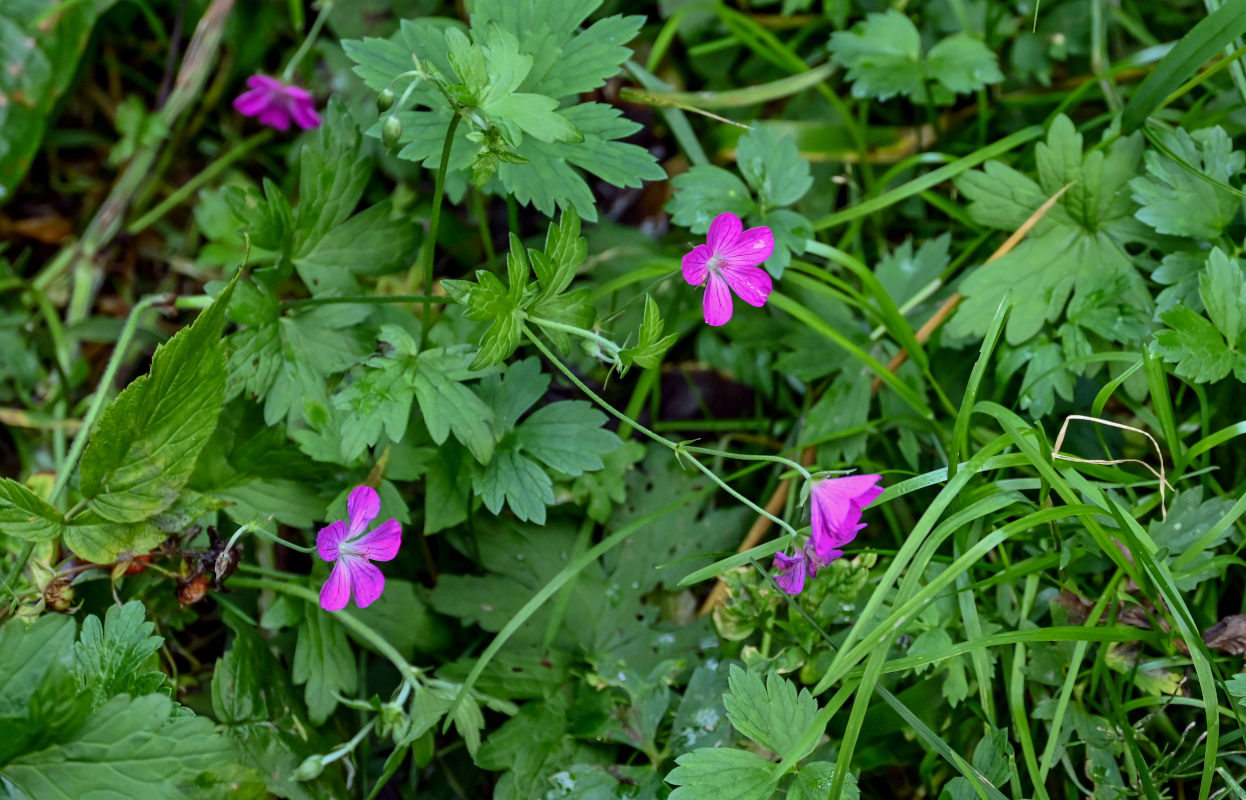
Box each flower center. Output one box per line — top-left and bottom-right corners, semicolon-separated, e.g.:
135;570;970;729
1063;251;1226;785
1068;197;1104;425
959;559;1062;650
706;253;724;274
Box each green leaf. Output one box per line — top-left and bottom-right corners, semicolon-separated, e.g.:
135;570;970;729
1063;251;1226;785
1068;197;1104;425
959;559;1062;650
80;276;238;523
533;208;587;303
0;478;63;541
0;614;76;718
473;445;555;523
515;401;621;475
294;101;372;253
667;165;757;234
666;747;775;800
334;326;417;462
1153;305;1240;383
292;603;358;726
412;346;497;463
348;579;450;661
1130;127;1244;239
1201;247;1246;347
61;511;167;564
74;601;166;711
789;762;861;800
736;126;812;210
620;295;678;371
722;665;822;760
950;115;1151;344
0;693;233;800
295;202;420;278
1150;487;1238;590
926;35;1005;94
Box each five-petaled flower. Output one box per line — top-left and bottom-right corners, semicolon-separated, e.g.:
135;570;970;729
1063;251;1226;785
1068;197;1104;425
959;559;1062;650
773;474;883;595
233;74;321;132
317;486;401;611
681;212;774;326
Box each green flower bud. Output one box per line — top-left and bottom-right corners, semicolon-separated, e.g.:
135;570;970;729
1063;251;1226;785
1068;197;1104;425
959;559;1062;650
293;755;326;781
377;88;396;112
382;115;403;149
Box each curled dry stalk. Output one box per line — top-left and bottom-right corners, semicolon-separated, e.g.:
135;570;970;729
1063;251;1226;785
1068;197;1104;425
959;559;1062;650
698;181;1075;617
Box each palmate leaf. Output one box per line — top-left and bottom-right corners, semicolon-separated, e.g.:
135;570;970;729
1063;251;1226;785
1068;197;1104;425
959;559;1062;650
1130;126;1244;240
78;275;238;524
722;666;822;761
74;601;166;711
292;604;357;726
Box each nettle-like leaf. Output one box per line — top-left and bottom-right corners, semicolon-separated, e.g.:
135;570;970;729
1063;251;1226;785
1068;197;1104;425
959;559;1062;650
721;665;822;761
74;601;166;711
1154;248;1246;383
344;1;663;220
667;125;813;276
471;358;621;523
77;273;238;526
828;10;1003;103
950;115;1154;346
1130;126;1244;240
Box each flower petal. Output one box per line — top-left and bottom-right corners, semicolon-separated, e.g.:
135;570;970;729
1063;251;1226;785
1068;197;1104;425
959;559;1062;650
772;552;808;595
257;106;291;131
718;225;774;268
347;485;381;536
353;518;401;561
811;523;861;563
703;273;734;326
233;88;272;117
281;84;313;103
720;263;772;308
319;559;351;611
347;558;386;608
706;212;743;254
246;74;286;91
682;244;712;286
316;520;350;562
290;100;322;130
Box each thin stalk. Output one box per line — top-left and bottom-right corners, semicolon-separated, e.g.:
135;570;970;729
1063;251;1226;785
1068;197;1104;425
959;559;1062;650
419;114;462;349
128;130;275;234
281;0;333;82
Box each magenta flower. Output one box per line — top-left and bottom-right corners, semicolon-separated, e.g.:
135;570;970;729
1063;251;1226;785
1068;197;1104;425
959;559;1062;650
771;474;883;596
317;486;401;611
681;212;774;326
233;74;321;132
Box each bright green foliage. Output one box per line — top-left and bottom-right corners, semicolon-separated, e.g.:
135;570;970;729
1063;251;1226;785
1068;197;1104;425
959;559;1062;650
667;747;775;799
828;11;1003;102
292;603;358;725
0;478;63;541
789;761;861;800
472;359;621;523
74;601;166;711
78;274;237;525
721;665;821;760
668;125;813;275
343;1;662;220
1149;488;1238;590
1154;248;1246;383
1130;126;1244;239
443;209;601;369
620;295;679;373
945;728;1011;800
951;115;1152;345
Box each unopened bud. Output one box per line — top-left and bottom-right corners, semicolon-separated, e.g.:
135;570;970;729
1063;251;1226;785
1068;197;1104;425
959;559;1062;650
377;88;396;112
293;755;326;781
382;115;403;149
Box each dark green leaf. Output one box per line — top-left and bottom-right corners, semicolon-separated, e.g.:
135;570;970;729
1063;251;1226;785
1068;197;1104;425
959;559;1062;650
292;604;357;725
74;601;165;711
0;478;63;541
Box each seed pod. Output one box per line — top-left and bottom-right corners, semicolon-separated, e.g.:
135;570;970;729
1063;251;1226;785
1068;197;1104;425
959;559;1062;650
382;115;403;149
377;88;396;112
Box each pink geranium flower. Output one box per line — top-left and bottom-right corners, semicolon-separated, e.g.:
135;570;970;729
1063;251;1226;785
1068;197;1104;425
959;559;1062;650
317;486;401;611
772;474;883;595
681;212;774;326
233;74;321;131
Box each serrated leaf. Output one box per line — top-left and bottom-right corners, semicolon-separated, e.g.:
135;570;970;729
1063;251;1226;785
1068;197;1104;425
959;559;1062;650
1153;305;1240;383
0;613;76;718
80;276;238;523
295;202;420;278
74;601;165;711
60;511;167;564
789;762;861;800
516;401;621;475
722;665;822;760
620;295;677;370
292;603;357;726
736;126;812;209
665;747;775;800
1201;247;1246;347
473;445;554;523
667;165;757;233
294;101;372;253
926;35;1005;94
0;693;233;800
1130;126;1244;239
0;478;63;541
412;347;497;462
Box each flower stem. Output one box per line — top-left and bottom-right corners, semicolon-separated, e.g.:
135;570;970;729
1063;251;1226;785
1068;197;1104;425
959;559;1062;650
282;0;333;82
523;315;621;362
128;130;274;235
228;574;419;686
419;113;462;350
523;326;800;539
224;521;315;556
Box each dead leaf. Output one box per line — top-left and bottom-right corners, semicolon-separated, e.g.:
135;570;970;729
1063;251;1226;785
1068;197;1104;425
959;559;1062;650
1203;615;1246;654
